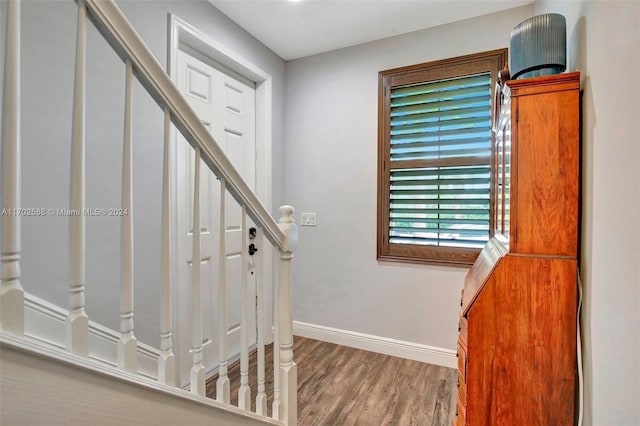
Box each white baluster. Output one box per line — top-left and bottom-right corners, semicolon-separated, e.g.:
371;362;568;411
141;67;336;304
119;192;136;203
190;147;205;396
158;108;176;386
118;60;137;373
272;244;281;421
0;0;24;336
238;205;251;409
255;228;267;415
216;178;230;403
67;1;89;356
278;205;297;425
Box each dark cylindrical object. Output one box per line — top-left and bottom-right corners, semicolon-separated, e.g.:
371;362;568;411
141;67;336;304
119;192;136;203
510;13;566;79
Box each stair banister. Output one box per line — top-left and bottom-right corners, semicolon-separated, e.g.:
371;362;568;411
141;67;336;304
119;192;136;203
239;205;251;409
67;0;89;356
118;59;138;373
2;0;297;423
158;108;176;386
216;178;231;404
272;255;282;420
255;228;268;416
0;0;24;336
79;5;297;418
80;0;286;252
190;147;205;396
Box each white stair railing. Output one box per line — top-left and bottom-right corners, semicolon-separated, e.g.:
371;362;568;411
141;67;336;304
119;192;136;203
216;178;230;403
158;108;176;387
256;227;268;416
190;146;206;396
0;0;24;338
239;205;251;408
0;0;297;424
67;0;90;357
118;59;138;374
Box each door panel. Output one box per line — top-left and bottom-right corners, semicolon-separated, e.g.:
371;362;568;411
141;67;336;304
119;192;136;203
176;48;257;381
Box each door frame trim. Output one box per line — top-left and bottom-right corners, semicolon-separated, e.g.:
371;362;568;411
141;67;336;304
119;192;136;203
168;13;273;229
167;14;274;387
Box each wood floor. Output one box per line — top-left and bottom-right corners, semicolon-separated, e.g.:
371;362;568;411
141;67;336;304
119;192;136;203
206;336;457;426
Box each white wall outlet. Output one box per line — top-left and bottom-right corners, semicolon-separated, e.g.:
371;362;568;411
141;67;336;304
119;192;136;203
300;212;317;226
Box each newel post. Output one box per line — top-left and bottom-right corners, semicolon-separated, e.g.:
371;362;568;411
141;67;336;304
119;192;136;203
277;205;297;425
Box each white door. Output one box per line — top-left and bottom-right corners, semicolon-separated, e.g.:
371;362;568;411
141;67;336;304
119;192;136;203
175;48;257;382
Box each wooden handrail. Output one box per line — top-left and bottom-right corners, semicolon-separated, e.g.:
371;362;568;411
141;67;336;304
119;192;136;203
80;0;287;252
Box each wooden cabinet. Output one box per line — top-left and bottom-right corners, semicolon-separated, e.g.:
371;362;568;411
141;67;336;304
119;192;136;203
455;72;580;426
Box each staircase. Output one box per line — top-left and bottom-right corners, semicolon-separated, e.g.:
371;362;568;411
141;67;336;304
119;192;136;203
0;0;297;424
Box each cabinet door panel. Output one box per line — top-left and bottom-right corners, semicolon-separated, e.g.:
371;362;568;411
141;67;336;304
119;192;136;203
513;89;580;255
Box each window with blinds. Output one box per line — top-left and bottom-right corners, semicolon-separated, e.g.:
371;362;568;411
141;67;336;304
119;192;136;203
378;49;507;266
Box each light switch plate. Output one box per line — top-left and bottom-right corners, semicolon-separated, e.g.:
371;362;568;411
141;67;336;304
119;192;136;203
300;212;317;226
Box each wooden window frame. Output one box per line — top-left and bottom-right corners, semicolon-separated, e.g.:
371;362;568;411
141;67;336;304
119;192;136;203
377;49;508;267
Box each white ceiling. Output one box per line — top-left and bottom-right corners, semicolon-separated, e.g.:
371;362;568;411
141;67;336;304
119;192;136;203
208;0;534;61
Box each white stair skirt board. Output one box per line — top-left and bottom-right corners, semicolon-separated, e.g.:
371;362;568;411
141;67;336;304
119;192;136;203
0;334;280;426
293;321;457;369
23;292;159;379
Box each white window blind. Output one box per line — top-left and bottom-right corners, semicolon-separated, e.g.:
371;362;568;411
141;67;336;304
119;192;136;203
388;72;492;248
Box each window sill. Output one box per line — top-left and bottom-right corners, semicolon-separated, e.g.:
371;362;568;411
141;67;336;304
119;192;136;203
377;245;481;268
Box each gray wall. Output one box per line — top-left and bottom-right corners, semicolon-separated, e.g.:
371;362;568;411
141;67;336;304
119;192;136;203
533;2;640;424
283;5;533;350
11;0;285;348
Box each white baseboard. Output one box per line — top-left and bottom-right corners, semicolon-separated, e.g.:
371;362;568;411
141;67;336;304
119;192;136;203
293;321;457;369
24;292;160;380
